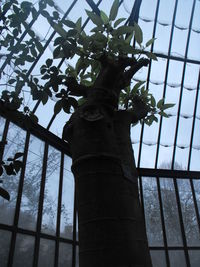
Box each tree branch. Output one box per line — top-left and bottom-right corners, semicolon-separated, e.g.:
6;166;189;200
64;77;89;97
120;58;149;89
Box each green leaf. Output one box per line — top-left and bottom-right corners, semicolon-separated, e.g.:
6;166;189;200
63;19;76;28
134;23;143;45
53;46;61;58
131;81;146;95
114;25;134;36
85;10;103;26
8;79;16;84
0;187;10;201
114;18;126;28
159;111;169;118
51;22;67;38
162;103;175;110
14;152;24;160
54;100;62;114
145;37;156;47
146;51;158;61
100;10;109;24
46;58;53;67
109;0;119;21
157;98;164;108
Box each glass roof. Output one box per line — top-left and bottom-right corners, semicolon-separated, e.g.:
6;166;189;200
0;0;200;171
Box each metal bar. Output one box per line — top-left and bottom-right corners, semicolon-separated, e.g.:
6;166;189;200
154;0;179;169
0;100;71;156
137;0;161;167
171;0;196;170
137;167;200;179
155;52;200;65
156;177;170;267
173;177;191;266
0;8;40;75
43;0;104;130
72;185;77;267
126;0;141;25
170;3;197;263
54;152;64;267
0;119;9;161
0;221;76;242
32;142;48;267
7;131;30;267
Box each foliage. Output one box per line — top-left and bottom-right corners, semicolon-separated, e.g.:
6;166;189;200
0;0;175;198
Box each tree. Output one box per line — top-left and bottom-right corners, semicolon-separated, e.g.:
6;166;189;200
0;1;175;266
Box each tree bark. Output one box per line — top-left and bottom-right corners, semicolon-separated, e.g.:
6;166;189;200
64;104;152;267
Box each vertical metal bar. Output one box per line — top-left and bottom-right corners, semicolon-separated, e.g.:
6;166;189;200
72;180;77;267
171;0;196;169
32;142;49;267
137;0;161;167
187;71;200;236
156;177;170;267
0;119;9;161
154;0;179;169
7;131;30;267
170;2;197;263
173;177;191;266
54;152;64;267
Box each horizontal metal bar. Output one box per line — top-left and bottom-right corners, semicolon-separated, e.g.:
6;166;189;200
0;223;78;245
0;100;71;157
137;168;200;179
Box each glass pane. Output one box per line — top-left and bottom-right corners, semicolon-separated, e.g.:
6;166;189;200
150;250;167;267
13;234;35;267
76;246;79;267
58;243;72;267
189;250;200;267
38;239;55;267
18;135;45;230
160;178;183;246
60;156;74;240
41;146;60;235
142;177;163;246
169;250;187;267
177;179;200;246
0;123;26;225
0;116;5;137
0;230;12;267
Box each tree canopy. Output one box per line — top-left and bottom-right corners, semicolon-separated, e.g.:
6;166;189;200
0;0;174;200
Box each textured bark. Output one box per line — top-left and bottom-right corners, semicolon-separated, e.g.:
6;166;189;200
63;56;152;266
64;105;152;267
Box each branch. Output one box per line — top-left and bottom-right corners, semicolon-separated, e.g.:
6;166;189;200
120;58;149;89
64;77;89;97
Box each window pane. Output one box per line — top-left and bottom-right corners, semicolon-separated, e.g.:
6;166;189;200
41;146;60;235
0;116;5;137
0;230;12;267
18;135;45;231
189;250;200;267
177;179;200;246
169;250;187;267
13;234;35;267
38;239;55;267
142;177;163;246
150;250;167;267
58;243;72;267
0;123;26;225
60;156;74;240
160;178;183;246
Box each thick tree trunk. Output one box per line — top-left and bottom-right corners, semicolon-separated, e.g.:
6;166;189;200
64;105;152;267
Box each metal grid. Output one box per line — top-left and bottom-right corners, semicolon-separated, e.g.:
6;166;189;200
0;0;200;266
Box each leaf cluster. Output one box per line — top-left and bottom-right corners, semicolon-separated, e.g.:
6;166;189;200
120;81;175;125
0;150;24;201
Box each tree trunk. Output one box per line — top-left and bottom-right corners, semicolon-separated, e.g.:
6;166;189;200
64;104;152;267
